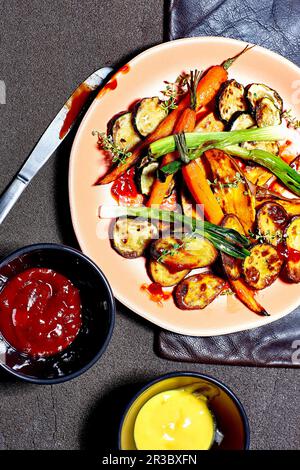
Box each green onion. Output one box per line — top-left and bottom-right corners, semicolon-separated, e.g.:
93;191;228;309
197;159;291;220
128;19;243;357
124;206;250;259
149;126;288;158
218;145;300;196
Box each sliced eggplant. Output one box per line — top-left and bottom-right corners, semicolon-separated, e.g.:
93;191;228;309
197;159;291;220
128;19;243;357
256;202;288;246
255;97;282;127
228;112;256;131
148;260;189;287
285;216;300;282
133;97;167;137
108;112;141;151
175;273;226;310
218;80;247;122
246;83;283;113
221;214;245;280
136;159;159;196
243;243;282;289
112;217;158;258
242;140;279;155
150;234;217;271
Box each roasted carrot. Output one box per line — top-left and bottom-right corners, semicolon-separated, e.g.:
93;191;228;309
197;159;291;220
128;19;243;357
97;45;253;185
182;161;224;224
146;108;196;207
229;279;268;316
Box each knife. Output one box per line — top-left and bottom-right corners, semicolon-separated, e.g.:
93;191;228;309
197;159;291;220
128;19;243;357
0;66;113;224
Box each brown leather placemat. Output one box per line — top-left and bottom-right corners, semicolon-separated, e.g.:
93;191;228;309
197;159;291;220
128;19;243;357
157;0;300;367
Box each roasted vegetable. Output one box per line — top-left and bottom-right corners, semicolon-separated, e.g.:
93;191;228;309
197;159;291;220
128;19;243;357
243;164;272;186
180;185;203;219
205;149;256;234
174;272;226;310
221;214;244;280
148;259;189;287
221;214;268;315
255;97;282;127
246;83;283;113
228;112;255;131
242;140;279;155
136;160;159;196
112;217;158;258
217;80;247;122
150;234;218;271
285;216;300;282
108;112;141;151
134;97;167;137
256;202;288;246
243;243;282;289
194;111;225;132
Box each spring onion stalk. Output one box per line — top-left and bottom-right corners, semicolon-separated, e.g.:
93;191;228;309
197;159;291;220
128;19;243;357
149;126;288;158
124;206;250;259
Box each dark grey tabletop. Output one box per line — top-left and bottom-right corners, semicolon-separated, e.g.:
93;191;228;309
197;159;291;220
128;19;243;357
0;0;299;450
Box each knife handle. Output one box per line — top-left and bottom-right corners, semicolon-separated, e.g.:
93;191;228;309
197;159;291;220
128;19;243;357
0;175;27;224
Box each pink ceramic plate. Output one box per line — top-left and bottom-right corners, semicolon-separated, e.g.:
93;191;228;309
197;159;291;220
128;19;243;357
69;37;300;336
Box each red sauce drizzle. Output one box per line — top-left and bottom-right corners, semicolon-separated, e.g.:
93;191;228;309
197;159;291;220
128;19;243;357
120;64;130;74
277;243;300;263
111;168;143;206
277;242;289;260
0;268;82;357
59;83;91;139
141;283;172;305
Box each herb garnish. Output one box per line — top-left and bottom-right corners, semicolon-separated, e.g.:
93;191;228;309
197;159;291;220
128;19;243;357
282;109;300;129
92;131;132;166
159;72;190;113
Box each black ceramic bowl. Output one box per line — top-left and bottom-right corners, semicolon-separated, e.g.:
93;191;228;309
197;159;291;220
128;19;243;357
119;372;250;450
0;243;115;384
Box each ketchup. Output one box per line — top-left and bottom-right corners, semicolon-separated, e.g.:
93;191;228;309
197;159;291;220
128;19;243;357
141;283;172;305
59;83;92;139
111;168;144;206
0;268;82;357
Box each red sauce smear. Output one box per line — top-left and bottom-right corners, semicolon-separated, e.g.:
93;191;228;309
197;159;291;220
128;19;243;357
0;268;82;357
141;283;172;305
59;83;92;139
120;64;130;74
111;168;143;206
97;78;118;99
288;248;300;263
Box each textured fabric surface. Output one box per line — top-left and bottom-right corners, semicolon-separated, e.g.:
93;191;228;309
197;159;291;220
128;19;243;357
158;0;300;366
168;0;300;64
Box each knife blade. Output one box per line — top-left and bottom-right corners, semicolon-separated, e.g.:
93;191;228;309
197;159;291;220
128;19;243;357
0;66;113;224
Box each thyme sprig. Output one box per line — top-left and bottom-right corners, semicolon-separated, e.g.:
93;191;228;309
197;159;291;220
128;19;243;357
160;72;190;113
92;131;132;166
208;172;245;190
248;228;286;244
282;109;300;129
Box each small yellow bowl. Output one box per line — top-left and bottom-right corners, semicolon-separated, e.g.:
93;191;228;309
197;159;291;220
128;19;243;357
119;372;250;450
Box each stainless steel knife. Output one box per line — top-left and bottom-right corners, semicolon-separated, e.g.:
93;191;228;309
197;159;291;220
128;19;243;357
0;66;113;224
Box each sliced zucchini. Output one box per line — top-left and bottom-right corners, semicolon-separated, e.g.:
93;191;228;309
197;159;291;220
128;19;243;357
148;259;189;287
255;97;282;127
150;234;217;271
228;112;256;131
256;202;288;246
108;112;141;151
218;80;247;122
242;140;279;155
175;273;226;310
133;97;167;137
243;243;282;289
285;216;300;282
246;83;283;113
112;217;158;258
136;159;159;196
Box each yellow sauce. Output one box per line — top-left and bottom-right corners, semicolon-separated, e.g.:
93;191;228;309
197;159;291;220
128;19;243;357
134;389;215;450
